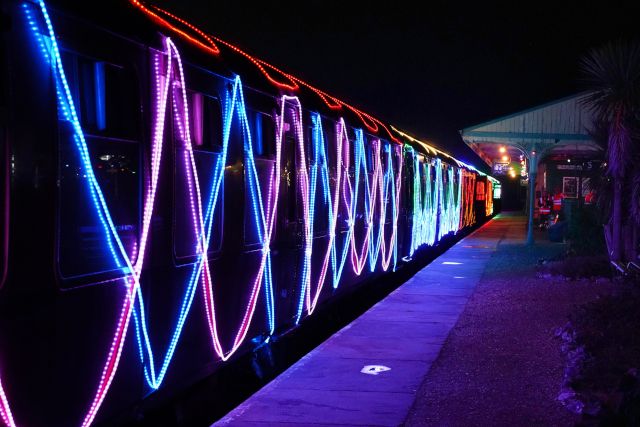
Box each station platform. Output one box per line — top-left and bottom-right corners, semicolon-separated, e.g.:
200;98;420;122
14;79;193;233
214;214;519;426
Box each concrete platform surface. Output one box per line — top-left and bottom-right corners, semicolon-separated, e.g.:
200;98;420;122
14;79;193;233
214;214;517;426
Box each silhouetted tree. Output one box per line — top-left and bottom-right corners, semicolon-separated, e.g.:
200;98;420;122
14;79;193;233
581;40;640;262
585;119;611;221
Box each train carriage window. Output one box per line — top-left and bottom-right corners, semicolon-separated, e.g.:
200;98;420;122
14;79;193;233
366;136;375;166
244;157;276;246
62;51;139;139
493;182;502;199
382;140;394;225
175;91;224;260
243;89;277;158
403;150;413;214
284;113;298;225
422;161;429;203
476;181;486;201
58;53;141;282
338;131;358;232
306;122;329;236
250;110;276;158
174;148;224;259
323;118;348;230
189;91;222;151
244;111;276;246
323;119;337;172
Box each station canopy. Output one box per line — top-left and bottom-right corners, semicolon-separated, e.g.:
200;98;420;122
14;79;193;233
460;93;603;172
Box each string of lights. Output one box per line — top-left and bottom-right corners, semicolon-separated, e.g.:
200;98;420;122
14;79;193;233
5;1;492;426
485;180;494;216
461;170;477;228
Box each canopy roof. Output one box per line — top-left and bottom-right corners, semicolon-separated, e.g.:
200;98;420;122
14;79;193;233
461;93;602;167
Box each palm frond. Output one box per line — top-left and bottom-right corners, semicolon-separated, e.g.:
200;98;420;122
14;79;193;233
580;40;640;180
579;40;640;123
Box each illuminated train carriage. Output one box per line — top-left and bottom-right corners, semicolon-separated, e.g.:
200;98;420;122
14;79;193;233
0;1;498;425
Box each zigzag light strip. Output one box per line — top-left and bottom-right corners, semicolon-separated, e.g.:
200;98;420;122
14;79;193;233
298;123;404;322
283;97;314;324
28;3;275;421
349;130;380;276
372;143;403;272
132;41;220;389
330;119;356;289
80;37;177;427
298;113;344;319
202;81;281;360
130;47;277;392
367;140;388;271
438;166;462;238
28;2;154;425
305;113;343;316
411;152;436;253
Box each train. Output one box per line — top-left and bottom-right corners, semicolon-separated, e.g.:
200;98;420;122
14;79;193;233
0;1;499;425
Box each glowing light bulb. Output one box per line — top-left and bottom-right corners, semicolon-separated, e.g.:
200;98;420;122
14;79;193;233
499;146;506;153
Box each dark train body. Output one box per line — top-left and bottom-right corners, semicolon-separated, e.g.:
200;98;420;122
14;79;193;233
0;1;498;425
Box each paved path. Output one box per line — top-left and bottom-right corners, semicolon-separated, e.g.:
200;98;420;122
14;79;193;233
214;214;518;426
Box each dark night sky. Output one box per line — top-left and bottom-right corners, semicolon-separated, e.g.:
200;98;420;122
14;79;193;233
151;1;639;165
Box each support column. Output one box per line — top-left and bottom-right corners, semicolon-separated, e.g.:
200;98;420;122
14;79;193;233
526;151;537;245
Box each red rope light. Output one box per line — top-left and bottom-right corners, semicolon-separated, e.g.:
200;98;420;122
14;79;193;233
130;0;220;55
210;36;299;91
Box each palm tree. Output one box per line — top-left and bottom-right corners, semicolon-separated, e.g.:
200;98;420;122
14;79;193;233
581;40;640;262
585;119;611;221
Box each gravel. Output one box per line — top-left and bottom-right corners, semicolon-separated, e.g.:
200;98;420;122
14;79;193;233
403;234;615;427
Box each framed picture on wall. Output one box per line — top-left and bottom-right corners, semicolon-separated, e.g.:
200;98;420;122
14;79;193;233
563;176;578;198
